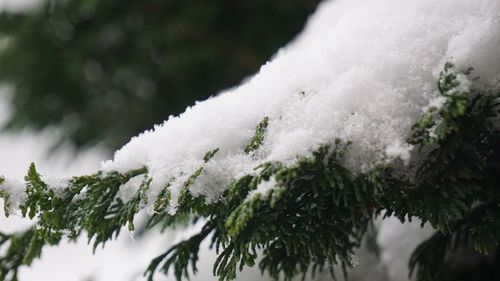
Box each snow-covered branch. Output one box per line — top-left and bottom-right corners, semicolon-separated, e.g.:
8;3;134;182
0;0;499;280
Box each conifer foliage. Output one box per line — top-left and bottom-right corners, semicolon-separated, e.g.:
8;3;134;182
0;64;499;281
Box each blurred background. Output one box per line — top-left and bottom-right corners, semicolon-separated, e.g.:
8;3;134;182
0;0;318;150
0;0;320;280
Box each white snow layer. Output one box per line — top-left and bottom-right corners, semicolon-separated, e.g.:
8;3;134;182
102;0;500;214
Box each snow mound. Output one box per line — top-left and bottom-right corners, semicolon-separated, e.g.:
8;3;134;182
103;0;500;213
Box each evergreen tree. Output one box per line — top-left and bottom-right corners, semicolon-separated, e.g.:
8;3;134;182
0;1;499;281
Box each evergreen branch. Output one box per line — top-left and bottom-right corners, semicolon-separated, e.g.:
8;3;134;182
0;229;37;281
244;116;269;153
0;165;150;275
0;64;499;281
0;176;10;217
145;221;215;281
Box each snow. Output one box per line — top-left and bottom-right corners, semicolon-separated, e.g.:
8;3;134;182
0;0;41;13
0;1;497;280
377;216;435;281
246;177;277;201
0;91;271;281
0;177;26;215
100;0;500;214
385;140;413;166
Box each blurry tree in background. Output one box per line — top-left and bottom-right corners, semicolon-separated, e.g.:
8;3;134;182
0;0;318;149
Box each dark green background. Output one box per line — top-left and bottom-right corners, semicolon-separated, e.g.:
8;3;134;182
0;0;318;149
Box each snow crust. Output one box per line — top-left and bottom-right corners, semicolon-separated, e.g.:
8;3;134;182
101;0;500;213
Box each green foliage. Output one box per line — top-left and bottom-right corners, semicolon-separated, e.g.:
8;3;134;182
144;139;386;281
402;64;500;280
145;221;214;281
0;165;152;280
18;163;149;249
0;64;499;281
220;142;387;281
119;175;151;232
0;176;10;217
176;148;220;215
0;229;35;281
244;116;269;154
0;0;317;149
21;163;53;220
